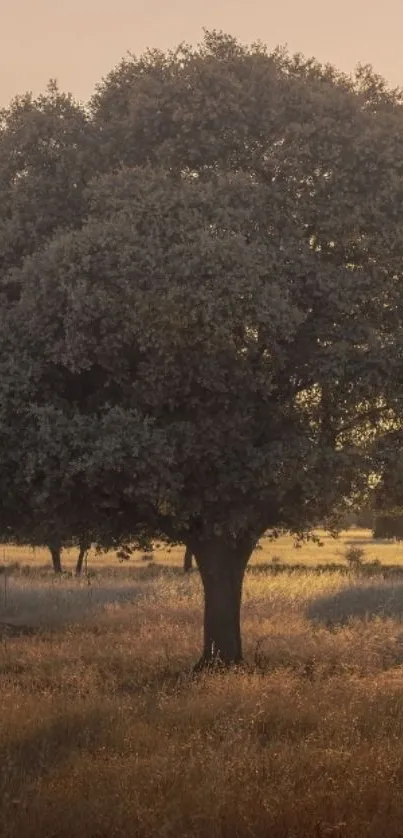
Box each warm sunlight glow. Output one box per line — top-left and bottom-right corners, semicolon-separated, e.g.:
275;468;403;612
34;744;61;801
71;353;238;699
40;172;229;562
1;0;403;105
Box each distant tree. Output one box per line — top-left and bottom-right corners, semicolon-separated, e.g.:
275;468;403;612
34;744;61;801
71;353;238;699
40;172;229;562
0;401;156;573
372;436;403;540
2;33;403;665
373;515;403;540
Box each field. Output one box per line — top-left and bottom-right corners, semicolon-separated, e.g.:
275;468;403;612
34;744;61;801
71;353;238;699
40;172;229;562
4;526;403;571
2;529;403;837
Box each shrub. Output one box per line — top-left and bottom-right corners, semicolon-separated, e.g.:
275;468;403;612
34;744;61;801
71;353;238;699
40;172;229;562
345;547;365;569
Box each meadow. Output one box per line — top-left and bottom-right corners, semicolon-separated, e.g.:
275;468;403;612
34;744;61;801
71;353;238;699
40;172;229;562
2;529;403;837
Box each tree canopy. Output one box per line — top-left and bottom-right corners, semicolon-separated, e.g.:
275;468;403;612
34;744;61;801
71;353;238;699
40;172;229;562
2;31;403;665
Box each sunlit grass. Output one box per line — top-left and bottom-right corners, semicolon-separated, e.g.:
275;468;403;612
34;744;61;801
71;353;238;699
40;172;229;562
3;528;403;573
2;536;403;836
255;527;403;567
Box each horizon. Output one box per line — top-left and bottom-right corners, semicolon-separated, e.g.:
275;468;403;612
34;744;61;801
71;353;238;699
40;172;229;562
1;0;403;106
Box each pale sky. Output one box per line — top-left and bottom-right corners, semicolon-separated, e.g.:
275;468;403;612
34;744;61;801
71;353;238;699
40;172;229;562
1;0;403;106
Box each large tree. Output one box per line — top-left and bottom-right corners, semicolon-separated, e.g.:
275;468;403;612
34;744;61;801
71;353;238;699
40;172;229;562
2;32;403;665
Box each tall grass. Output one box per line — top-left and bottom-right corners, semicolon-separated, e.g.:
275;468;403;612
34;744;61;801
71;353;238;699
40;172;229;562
2;537;403;836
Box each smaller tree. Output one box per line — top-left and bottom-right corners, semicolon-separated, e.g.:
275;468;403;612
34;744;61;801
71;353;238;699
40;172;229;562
373;514;403;540
372;432;403;540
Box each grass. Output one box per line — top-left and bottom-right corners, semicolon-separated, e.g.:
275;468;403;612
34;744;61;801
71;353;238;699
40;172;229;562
4;526;403;572
2;530;403;836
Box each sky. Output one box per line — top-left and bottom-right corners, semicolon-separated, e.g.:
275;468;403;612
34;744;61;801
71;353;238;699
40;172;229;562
1;0;403;106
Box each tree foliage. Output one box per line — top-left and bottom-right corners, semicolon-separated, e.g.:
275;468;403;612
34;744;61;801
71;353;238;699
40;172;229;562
2;32;403;663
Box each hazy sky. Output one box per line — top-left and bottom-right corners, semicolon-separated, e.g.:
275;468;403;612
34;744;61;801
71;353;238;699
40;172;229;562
1;0;403;105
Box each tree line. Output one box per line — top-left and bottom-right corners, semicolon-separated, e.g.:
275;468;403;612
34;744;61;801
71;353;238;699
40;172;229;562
1;31;403;666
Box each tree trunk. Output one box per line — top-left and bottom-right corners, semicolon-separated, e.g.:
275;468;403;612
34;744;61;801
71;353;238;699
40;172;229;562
75;545;87;576
49;544;62;574
183;545;193;572
192;537;253;669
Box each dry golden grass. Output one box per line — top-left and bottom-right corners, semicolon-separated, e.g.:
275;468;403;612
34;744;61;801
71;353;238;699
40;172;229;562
2;531;403;837
3;526;403;572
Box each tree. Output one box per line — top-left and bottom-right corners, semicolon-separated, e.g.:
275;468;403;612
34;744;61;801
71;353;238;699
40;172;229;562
0;81;96;281
373;515;403;540
0;82;105;569
371;434;403;540
2;32;403;665
0;395;158;574
75;539;90;576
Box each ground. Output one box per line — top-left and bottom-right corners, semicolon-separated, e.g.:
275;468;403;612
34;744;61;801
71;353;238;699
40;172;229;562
1;530;403;837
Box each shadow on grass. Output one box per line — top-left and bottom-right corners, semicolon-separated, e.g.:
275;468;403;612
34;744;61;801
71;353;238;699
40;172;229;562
0;579;145;633
307;582;403;627
0;563;197;637
0;706;117;806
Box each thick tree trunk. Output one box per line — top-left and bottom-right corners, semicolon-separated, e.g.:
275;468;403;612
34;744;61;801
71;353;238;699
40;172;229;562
192;537;252;669
49;544;62;574
183;545;193;572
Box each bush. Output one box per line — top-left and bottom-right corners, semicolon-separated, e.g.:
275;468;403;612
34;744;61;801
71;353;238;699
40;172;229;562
345;547;365;568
